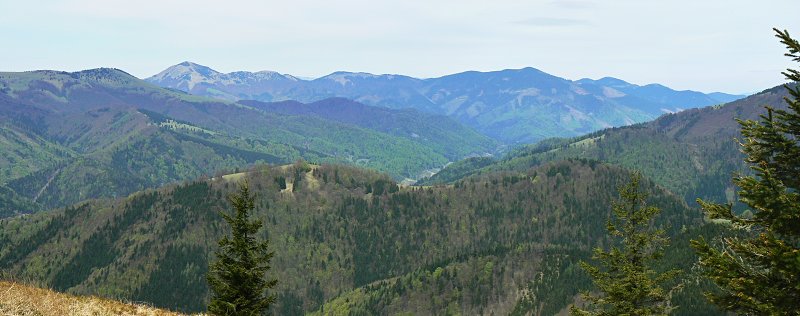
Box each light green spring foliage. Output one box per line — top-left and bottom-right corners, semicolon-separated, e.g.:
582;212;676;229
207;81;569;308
691;28;800;315
207;181;278;315
571;172;679;316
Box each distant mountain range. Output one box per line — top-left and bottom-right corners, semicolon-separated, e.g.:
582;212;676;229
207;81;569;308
420;84;791;208
2;81;776;314
0;68;495;215
147;62;745;143
0;63;781;316
7;78;760;312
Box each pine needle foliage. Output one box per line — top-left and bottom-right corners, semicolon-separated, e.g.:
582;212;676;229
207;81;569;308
571;173;679;316
690;28;800;315
207;181;277;315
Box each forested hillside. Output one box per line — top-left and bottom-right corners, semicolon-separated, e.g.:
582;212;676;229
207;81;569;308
416;157;496;186
241;97;499;161
2;1;796;315
0;161;705;314
0;71;774;315
0;69;494;215
430;85;789;207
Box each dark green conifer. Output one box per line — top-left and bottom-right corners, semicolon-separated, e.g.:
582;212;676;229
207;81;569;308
207;181;277;315
276;176;287;190
690;28;800;315
571;173;678;316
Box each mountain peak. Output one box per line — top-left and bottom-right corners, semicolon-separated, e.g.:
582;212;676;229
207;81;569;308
61;68;139;86
577;77;634;88
176;61;215;69
324;71;380;78
597;76;632;86
75;67;133;76
147;62;300;92
642;83;669;89
451;67;546;76
146;62;223;90
517;66;544;73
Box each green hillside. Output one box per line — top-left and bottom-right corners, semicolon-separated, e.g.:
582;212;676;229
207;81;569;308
242;98;499;162
0;69;495;215
0;161;704;314
427;85;789;207
0;185;41;217
416;156;495;186
0;121;74;183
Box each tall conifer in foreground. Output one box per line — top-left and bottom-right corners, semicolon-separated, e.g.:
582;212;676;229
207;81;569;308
207;181;277;315
571;173;678;316
691;28;800;315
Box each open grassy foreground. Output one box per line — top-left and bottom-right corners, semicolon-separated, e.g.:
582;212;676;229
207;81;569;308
0;281;199;316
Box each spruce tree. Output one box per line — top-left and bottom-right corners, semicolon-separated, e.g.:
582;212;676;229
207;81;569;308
690;28;800;315
571;173;679;316
207;181;277;315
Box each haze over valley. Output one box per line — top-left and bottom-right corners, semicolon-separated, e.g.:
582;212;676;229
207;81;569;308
1;1;799;315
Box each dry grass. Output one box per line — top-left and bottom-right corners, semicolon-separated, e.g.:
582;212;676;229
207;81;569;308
221;172;246;182
0;281;201;316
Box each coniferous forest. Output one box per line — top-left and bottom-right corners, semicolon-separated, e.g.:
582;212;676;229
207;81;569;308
1;3;799;315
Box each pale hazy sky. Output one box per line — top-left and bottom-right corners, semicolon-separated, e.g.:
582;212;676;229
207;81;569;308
1;0;798;94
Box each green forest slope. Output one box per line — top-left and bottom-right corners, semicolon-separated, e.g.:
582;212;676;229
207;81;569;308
0;161;713;315
0;69;495;215
428;85;790;207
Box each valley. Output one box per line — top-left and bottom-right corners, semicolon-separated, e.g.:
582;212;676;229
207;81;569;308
0;41;794;316
4;1;799;315
0;78;774;314
423;84;791;207
0;69;496;215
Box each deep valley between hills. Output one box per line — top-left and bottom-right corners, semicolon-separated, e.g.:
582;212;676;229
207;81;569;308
0;62;790;315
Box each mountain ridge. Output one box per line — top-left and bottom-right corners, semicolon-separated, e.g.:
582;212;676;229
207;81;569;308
0;68;495;214
0;160;701;314
147;62;745;143
420;84;791;207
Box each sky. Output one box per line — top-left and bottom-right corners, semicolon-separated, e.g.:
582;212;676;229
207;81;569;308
1;0;798;94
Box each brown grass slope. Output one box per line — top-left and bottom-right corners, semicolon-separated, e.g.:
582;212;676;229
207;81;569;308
0;280;198;316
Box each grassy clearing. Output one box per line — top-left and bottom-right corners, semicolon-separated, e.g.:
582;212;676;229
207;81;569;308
221;172;246;182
